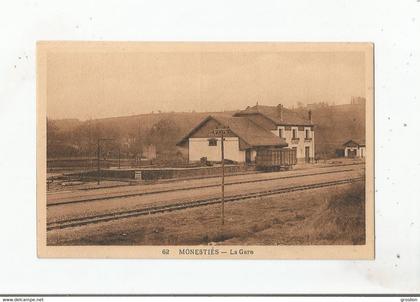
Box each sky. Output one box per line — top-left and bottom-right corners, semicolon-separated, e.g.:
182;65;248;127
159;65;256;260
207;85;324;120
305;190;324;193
46;49;366;120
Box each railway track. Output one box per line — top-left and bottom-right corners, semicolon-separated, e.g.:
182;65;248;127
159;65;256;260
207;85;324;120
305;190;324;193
47;167;363;207
47;176;364;231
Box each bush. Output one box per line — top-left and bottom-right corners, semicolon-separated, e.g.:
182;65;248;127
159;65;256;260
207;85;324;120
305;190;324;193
307;183;366;244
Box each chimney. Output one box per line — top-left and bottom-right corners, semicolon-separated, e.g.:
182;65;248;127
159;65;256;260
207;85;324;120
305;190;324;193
308;110;312;123
277;104;283;120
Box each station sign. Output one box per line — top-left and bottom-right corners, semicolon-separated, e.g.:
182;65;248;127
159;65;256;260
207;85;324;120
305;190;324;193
212;128;230;137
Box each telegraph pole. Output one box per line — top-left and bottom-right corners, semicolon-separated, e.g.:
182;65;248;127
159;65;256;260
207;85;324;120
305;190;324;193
96;138;114;185
221;131;225;225
118;148;121;169
213;127;230;226
97;138;101;185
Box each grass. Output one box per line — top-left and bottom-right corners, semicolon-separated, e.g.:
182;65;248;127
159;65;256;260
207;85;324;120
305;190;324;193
48;181;366;246
281;182;366;245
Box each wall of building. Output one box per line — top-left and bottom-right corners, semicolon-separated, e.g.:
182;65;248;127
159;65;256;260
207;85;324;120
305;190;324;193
251;149;257;161
345;146;365;157
359;146;366;157
272;125;315;161
188;137;246;162
345;146;356;157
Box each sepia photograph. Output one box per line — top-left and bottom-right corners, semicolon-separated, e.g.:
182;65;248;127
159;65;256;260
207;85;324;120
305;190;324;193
37;42;374;258
3;0;420;297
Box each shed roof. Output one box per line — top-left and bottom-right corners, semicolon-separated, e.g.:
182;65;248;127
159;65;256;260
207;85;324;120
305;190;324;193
343;139;366;147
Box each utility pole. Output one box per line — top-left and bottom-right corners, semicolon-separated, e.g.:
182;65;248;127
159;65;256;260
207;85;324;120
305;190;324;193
213;127;230;226
97;138;100;185
118;148;121;169
221;131;225;225
96;138;114;185
88;118;92;170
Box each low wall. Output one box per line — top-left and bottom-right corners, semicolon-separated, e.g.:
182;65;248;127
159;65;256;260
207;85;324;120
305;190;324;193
140;165;250;181
47;158;153;170
79;165;253;181
80;169;138;179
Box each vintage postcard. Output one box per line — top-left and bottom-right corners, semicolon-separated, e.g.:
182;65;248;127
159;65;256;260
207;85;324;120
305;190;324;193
37;42;374;259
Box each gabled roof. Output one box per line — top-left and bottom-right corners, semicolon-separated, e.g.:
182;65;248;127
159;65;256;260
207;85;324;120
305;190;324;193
177;115;287;148
343;139;366;147
234;104;313;126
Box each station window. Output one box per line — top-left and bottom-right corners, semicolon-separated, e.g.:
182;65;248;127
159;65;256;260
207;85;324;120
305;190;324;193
292;129;297;139
208;138;217;146
278;128;283;138
305;129;310;139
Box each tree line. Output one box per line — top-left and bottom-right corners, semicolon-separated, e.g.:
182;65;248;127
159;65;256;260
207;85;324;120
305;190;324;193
47;117;184;160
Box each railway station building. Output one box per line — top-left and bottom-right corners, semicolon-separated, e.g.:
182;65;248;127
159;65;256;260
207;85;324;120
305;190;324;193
177;104;315;163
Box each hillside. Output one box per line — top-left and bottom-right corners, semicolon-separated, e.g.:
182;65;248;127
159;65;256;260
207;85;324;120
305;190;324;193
47;104;365;159
47;111;233;158
52;112;212;136
297;103;365;157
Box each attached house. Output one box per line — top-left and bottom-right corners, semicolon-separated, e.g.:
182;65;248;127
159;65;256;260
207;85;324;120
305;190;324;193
177;104;315;163
343;139;366;158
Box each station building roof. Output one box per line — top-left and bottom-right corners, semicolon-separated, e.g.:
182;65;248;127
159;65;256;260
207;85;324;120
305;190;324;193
234;104;313;126
177;115;287;149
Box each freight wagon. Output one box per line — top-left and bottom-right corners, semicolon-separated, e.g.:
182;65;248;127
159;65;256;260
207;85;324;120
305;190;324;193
255;148;297;171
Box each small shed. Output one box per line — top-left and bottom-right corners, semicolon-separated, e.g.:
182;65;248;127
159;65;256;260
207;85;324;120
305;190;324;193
343;139;366;158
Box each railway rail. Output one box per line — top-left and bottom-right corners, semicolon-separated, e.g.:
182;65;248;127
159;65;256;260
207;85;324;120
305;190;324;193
47;176;364;231
47;167;363;207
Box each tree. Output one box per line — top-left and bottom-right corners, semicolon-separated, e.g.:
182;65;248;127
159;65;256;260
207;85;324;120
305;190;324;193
145;118;181;153
46;118;58;146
